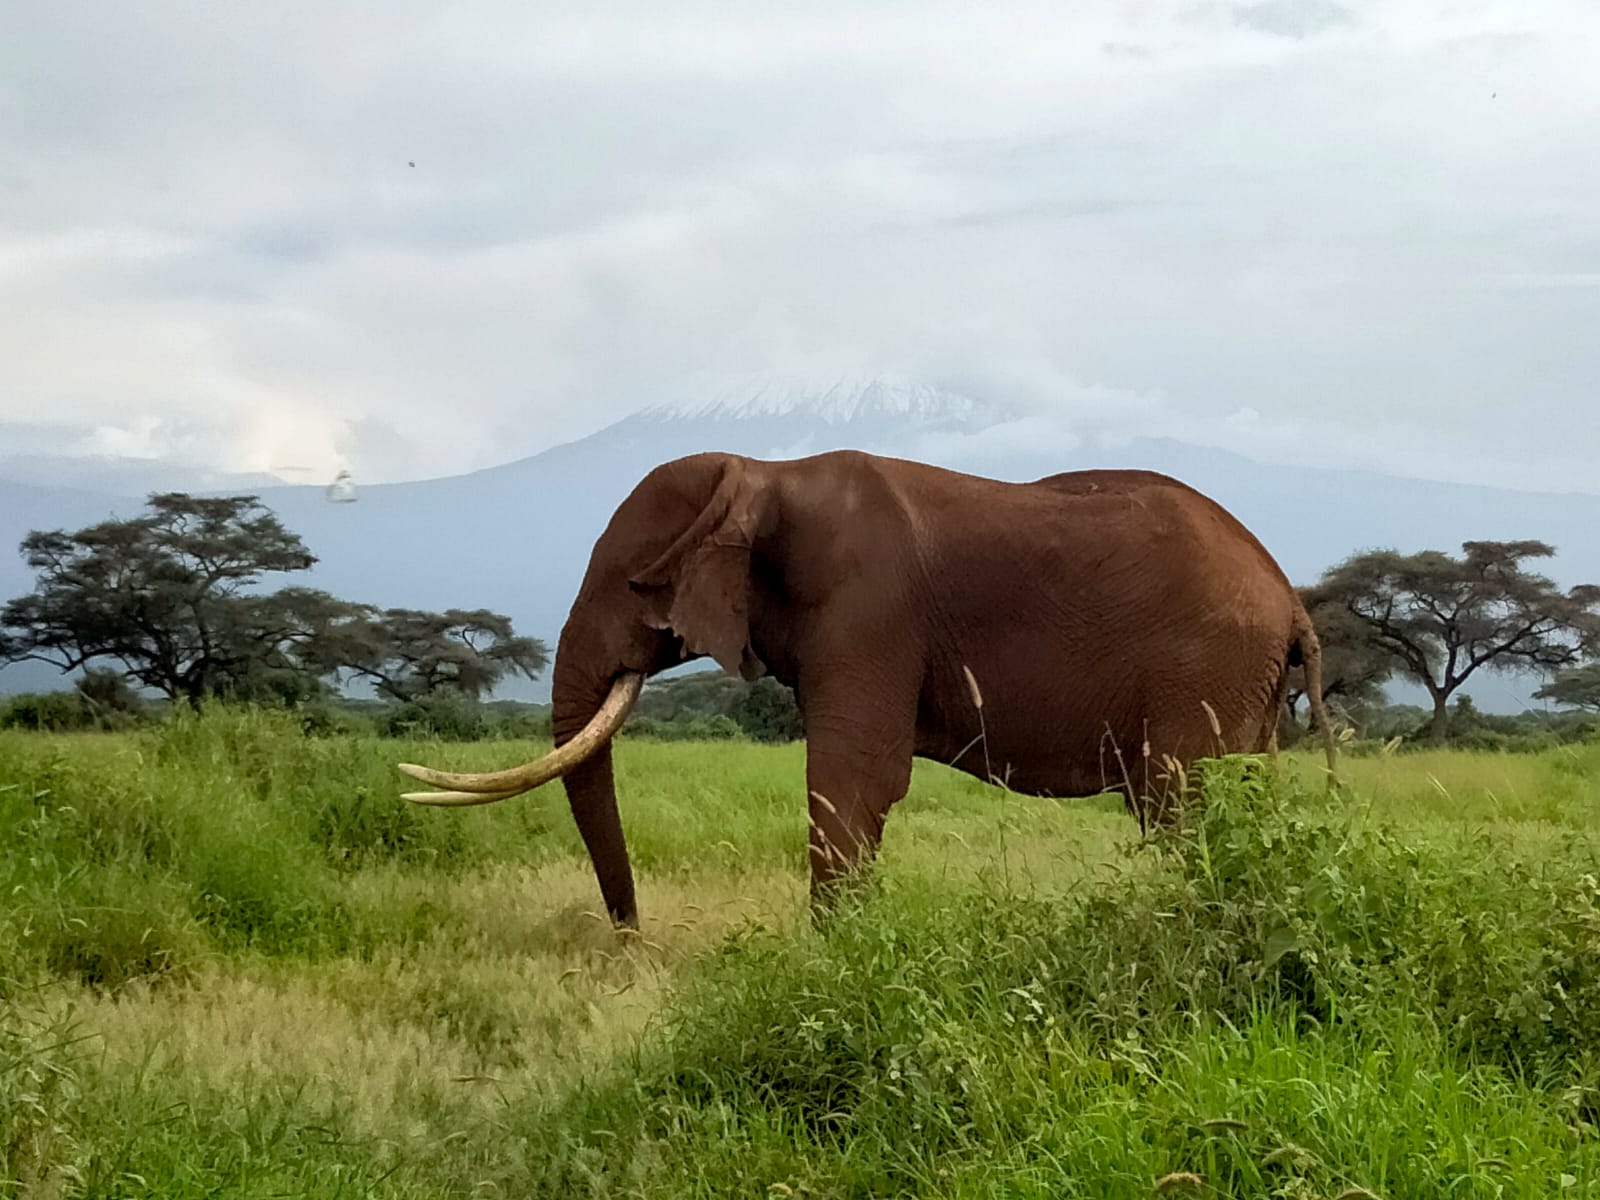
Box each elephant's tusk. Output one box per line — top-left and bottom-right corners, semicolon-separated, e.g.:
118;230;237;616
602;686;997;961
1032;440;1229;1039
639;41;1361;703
401;787;526;806
397;671;644;804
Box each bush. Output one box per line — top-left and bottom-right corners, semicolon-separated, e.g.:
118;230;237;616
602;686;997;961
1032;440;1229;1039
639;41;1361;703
0;692;96;733
490;709;553;740
623;713;744;741
1285;695;1600;754
0;674;150;735
293;701;375;738
375;688;488;741
628;672;803;742
729;677;805;743
73;668;145;729
511;756;1600;1195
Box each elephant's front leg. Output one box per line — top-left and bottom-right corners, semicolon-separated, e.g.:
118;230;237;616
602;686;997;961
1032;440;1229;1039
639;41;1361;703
801;678;916;917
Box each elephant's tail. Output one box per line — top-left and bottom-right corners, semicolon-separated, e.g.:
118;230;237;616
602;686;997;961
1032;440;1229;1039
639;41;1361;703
1292;605;1340;788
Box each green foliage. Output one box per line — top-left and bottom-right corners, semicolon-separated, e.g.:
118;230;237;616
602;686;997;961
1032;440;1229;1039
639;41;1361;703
1;994;85;1196
1307;540;1600;743
5;1057;412;1200
0;691;95;732
304;753;473;870
375;686;489;740
0;705;598;993
1;492;548;708
730;676;807;742
0;681;151;734
73;667;146;726
629;671;803;742
482;699;553;739
1327;696;1600;754
3;720;1600;1196
510;756;1600;1196
626;712;744;741
648;757;1600;1089
32;869;205;993
334;607;548;701
1539;663;1600;713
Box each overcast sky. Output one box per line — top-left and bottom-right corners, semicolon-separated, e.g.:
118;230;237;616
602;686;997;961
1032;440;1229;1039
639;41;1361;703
2;1;1597;489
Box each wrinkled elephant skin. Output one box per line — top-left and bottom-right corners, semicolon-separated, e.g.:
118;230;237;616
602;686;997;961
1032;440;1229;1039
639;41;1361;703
402;450;1337;929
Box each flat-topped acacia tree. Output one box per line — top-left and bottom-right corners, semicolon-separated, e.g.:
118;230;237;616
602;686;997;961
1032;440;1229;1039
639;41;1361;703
1535;664;1600;714
1305;540;1600;744
0;492;547;706
0;493;319;704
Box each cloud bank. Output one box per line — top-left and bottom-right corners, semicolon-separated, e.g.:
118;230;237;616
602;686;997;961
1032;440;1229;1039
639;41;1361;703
2;1;1598;492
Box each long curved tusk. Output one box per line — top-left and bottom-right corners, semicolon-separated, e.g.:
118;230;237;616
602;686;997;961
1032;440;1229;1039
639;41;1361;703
400;787;526;807
397;671;644;804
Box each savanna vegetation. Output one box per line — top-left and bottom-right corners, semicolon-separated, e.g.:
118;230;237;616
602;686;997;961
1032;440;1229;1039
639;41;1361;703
6;496;1600;1197
5;497;1600;749
4;709;1600;1198
0;492;546;709
1303;540;1600;745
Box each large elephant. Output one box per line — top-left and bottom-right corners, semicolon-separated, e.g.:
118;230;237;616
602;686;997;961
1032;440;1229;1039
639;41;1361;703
398;450;1337;929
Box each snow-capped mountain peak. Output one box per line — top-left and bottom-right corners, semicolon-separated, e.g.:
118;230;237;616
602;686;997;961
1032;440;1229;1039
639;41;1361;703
640;370;1003;426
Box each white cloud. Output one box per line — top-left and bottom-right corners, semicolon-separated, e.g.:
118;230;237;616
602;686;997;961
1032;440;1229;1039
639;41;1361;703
2;1;1598;490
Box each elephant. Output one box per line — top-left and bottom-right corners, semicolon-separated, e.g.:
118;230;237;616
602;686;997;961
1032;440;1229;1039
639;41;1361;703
398;449;1338;929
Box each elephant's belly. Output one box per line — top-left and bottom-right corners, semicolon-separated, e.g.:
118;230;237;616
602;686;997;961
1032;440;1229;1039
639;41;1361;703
915;670;1278;800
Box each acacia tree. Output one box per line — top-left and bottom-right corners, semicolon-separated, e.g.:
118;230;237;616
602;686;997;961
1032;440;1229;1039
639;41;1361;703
1305;540;1600;744
0;494;316;703
328;607;548;701
207;586;376;704
1535;664;1600;713
1;494;549;706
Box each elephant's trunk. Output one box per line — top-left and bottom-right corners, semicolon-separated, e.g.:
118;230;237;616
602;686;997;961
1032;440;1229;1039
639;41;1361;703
550;658;641;928
395;644;645;927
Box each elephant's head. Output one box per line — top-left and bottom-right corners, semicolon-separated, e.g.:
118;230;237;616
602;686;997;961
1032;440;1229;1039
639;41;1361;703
397;452;778;929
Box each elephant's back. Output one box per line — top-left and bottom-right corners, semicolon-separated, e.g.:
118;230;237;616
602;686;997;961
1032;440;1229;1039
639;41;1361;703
907;465;1302;791
839;450;1304;660
1024;468;1294;584
904;466;1294;613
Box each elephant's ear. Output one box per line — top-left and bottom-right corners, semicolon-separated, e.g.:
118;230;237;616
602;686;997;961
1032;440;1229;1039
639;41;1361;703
627;460;768;681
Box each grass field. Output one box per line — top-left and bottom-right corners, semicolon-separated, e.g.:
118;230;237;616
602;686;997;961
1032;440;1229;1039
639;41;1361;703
5;708;1600;1197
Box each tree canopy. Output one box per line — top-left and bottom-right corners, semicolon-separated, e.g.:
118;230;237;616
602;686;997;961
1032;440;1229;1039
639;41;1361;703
1;493;547;705
1534;664;1600;713
321;606;549;702
1305;540;1600;743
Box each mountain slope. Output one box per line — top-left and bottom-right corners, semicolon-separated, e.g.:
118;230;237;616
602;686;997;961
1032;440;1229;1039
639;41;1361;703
3;375;1597;711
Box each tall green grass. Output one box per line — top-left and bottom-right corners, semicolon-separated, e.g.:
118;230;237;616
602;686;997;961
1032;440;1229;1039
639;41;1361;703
500;756;1600;1197
3;710;1599;1197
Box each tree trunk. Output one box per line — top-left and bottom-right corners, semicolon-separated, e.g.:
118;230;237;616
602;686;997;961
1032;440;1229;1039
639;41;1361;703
181;673;208;709
1429;694;1450;745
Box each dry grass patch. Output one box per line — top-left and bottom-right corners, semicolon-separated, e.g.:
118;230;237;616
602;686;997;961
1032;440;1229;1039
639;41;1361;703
33;858;808;1145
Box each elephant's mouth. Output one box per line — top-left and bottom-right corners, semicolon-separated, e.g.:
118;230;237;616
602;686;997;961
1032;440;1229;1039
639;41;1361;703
396;671;644;806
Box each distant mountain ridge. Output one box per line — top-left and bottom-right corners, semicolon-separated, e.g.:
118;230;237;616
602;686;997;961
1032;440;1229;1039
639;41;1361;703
0;453;283;498
3;374;1597;712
